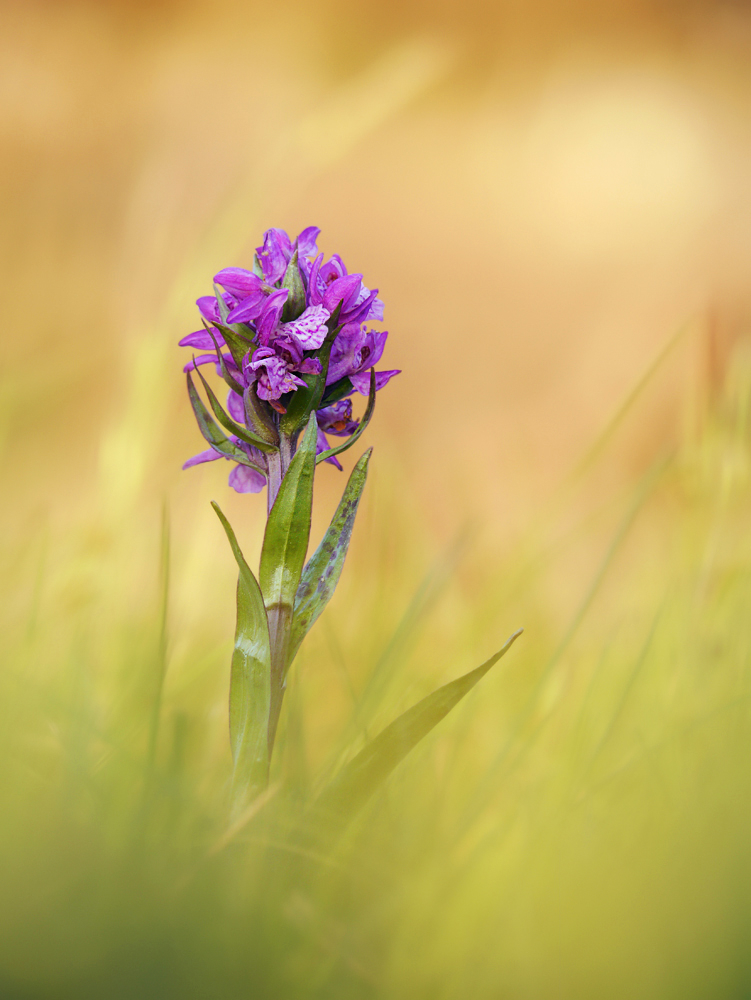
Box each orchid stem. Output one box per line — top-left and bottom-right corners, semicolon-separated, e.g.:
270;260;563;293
265;429;296;759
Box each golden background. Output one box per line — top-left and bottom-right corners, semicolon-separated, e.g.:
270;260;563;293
3;1;751;997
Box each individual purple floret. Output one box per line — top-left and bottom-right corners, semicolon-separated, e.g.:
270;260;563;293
180;226;400;495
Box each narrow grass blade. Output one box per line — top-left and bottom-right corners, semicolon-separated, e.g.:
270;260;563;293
289;448;372;669
212;502;272;810
316;370;376;465
194;363;276;453
317;628;524;820
186;372;266;472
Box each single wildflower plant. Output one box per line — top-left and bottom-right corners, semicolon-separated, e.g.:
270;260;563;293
181;226;521;820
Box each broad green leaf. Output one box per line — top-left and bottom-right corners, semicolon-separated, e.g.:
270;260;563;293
194;363;276;453
212;502;272;808
260;413;318;616
316;370;376;465
316;628;524;820
288;448;372;669
186;372;265;472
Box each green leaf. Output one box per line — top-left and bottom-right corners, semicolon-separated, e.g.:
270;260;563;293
193;362;277;453
316;370;376;465
289;448;372;669
281;249;306;321
212;502;272;809
316;629;524;820
260;414;319;755
259;413;318;616
204;324;245;395
212;320;255;372
243;384;279;448
187;372;265;471
213;282;231;323
321;377;354;406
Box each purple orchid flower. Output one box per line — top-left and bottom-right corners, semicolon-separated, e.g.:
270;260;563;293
315;399;360;471
180;225;400;495
245;348;308;404
317;399;359;437
327;323;400;394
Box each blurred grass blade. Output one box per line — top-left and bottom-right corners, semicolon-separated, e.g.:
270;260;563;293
194;363;276;452
212;502;272;811
316;370;376;465
317;628;524;820
289;448;372;670
186;372;266;472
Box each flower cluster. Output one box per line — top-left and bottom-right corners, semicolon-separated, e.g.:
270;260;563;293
180;227;399;492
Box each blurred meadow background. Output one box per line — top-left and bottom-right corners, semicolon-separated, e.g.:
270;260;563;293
3;0;751;996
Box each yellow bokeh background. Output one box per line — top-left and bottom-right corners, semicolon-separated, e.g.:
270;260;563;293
3;1;751;997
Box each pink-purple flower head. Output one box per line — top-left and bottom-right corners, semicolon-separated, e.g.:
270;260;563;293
180;226;400;493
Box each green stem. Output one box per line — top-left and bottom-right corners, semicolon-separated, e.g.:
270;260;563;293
265;429;296;759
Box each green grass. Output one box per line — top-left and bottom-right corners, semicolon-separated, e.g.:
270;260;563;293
2;349;751;1000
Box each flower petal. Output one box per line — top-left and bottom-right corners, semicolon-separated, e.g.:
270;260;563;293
229;463;267;493
349;369;400;394
282;304;331;350
179;329;226;349
226;287;267;324
256;289;288;343
295;226;321;258
197;295;221;322
227;390;244;423
256;228;293;284
183;447;224;469
183;353;221;373
214;267;263;298
316;427;343;470
324;274;362;315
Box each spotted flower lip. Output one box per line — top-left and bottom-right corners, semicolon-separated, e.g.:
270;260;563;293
180;225;399;493
280;304;331;350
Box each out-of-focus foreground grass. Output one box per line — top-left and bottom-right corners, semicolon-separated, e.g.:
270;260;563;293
3;331;751;1000
4;0;751;996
